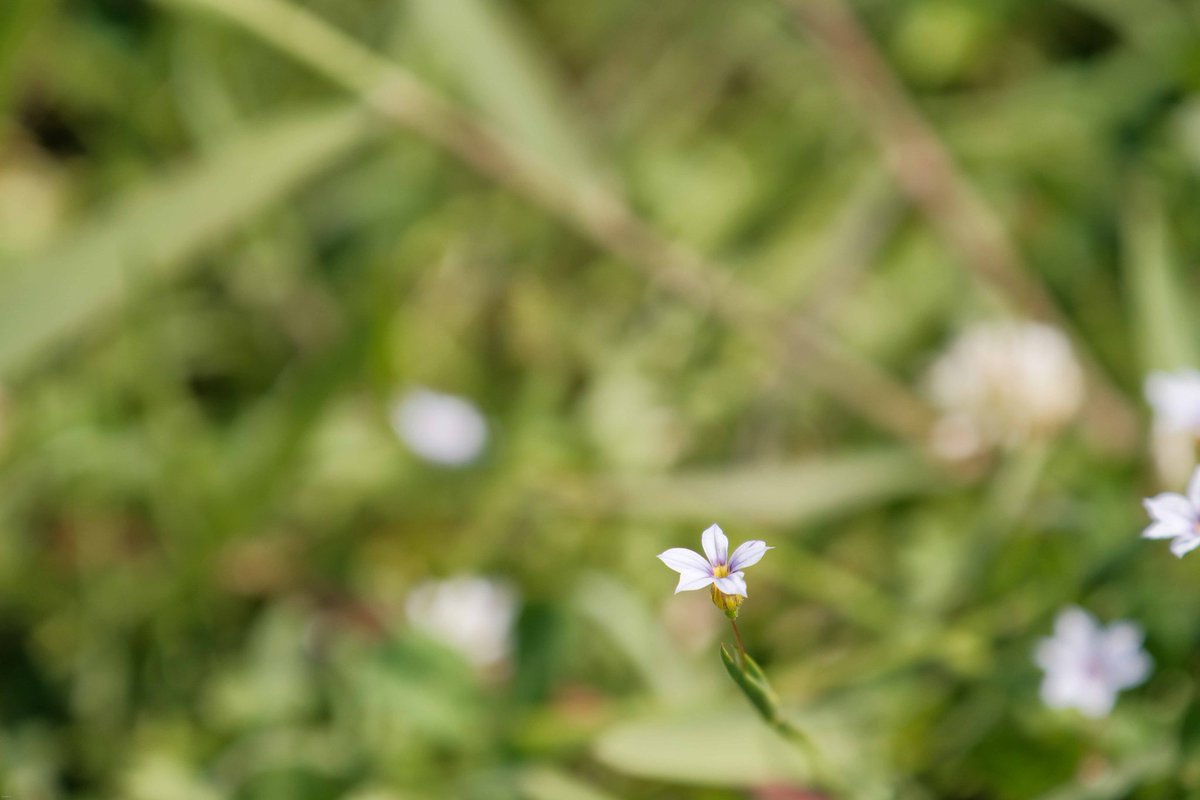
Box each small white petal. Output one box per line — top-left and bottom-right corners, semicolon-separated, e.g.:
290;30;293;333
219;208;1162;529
657;548;713;575
701;524;729;566
1170;535;1200;558
1142;520;1191;539
1074;685;1118;719
391;388;487;466
675;569;716;594
1103;625;1152;688
1143;493;1196;526
1145;369;1200;433
1033;638;1068;672
728;540;772;572
714;572;747;597
1053;606;1098;645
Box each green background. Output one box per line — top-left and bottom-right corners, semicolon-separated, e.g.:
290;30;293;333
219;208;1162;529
1;0;1199;797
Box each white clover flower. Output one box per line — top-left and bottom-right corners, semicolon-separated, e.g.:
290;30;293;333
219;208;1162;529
926;321;1084;454
405;576;518;669
389;388;487;467
657;524;772;618
1145;369;1200;436
1034;606;1151;718
1142;465;1200;558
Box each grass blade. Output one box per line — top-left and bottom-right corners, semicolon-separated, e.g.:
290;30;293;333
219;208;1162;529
0;105;373;378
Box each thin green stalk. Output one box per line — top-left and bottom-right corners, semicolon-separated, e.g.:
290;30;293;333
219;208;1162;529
729;618;748;663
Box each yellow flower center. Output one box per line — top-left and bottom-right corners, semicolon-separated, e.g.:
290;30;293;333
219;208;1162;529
709;563;742;618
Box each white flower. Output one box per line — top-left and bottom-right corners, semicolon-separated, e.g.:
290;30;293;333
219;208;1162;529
1034;606;1151;718
405;576;518;669
926;322;1084;453
657;524;772;616
389;388;487;466
1145;369;1200;435
1142;466;1200;557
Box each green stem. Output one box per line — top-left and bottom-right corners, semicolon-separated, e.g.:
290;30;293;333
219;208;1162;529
729;618;748;664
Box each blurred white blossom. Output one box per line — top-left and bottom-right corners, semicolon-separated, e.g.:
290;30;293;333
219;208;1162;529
1034;607;1151;718
390;388;487;466
405;576;518;669
927;321;1084;455
1142;465;1200;558
1145;369;1200;435
1145;369;1200;485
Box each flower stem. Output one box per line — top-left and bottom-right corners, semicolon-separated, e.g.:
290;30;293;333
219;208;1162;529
729;618;748;664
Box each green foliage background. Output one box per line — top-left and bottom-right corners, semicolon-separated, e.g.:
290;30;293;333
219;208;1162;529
2;0;1200;797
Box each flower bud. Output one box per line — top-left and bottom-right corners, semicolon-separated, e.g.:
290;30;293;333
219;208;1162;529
710;583;744;617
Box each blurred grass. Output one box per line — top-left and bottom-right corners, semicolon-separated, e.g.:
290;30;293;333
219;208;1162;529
2;0;1200;798
0;105;374;376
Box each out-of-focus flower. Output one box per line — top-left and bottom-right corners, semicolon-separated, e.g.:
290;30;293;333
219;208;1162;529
926;321;1084;456
1142;465;1200;558
1144;370;1200;486
657;524;771;618
1145;369;1200;435
389;388;487;466
405;576;518;669
1034;606;1151;718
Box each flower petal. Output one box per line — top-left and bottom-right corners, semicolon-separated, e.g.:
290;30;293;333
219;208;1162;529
1170;534;1200;558
675;569;716;594
1143;492;1196;526
701;524;729;566
657;548;712;575
1053;606;1098;647
728;540;772;572
1142;520;1190;539
714;572;747;597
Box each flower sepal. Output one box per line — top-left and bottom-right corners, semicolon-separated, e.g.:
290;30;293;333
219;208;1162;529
720;643;782;726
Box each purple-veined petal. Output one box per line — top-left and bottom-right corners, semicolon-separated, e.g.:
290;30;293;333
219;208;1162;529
1188;467;1200;508
701;524;728;566
728;540;772;572
657;548;712;575
1170;534;1200;558
1143;493;1196;526
714;572;747;597
675;569;716;594
1142;519;1191;539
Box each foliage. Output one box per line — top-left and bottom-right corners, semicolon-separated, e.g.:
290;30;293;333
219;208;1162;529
2;0;1200;798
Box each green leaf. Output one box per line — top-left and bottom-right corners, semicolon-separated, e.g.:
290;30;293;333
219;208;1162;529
1121;179;1198;372
610;449;939;524
720;644;783;726
406;0;599;182
592;708;812;787
573;574;712;705
0;105;374;378
517;767;618;800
